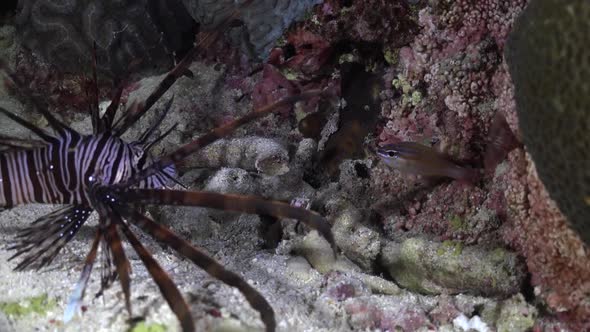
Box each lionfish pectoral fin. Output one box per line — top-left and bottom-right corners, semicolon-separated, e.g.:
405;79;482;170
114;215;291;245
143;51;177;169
89;42;102;135
112;0;255;138
117;89;328;189
138;96;175;146
103;216;133;316
1;61;77;136
0;134;47;150
64;229;101;323
0;106;56;143
125;209;276;332
101;84;124;132
96;237;117;299
159;169;187;189
125;189;337;257
8;205;92;271
118;216;195;332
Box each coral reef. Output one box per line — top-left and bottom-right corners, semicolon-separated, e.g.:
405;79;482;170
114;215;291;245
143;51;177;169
380;0;525;160
505;0;590;245
1;0;589;330
324;197;381;271
502;150;590;330
368;0;589;328
182;0;322;60
305;0;416;46
16;0;196;76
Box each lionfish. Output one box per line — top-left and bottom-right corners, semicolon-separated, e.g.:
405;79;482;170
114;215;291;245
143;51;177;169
0;3;335;332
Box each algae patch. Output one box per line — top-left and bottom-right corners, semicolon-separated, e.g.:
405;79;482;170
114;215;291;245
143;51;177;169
130;321;168;332
437;240;464;256
448;214;467;231
391;74;422;107
0;294;57;318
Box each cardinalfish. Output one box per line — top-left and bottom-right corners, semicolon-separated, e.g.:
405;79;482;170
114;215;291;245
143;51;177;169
376;141;481;183
375;115;519;183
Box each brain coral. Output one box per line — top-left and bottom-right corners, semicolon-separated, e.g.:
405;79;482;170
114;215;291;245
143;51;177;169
15;0;320;75
505;0;590;245
16;0;196;76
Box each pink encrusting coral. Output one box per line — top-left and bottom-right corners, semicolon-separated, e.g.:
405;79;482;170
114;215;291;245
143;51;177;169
373;0;527;245
502;150;590;330
380;0;526;159
372;0;589;329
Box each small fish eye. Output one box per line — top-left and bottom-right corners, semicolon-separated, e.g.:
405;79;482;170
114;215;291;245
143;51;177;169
387;151;397;157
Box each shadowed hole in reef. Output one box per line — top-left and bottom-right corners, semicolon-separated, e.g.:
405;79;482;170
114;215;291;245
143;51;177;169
320;61;383;178
522;272;535;303
354;162;370;179
0;0;17;18
259;215;282;249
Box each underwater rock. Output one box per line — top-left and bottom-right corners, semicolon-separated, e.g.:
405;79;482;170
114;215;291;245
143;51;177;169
325;197;381;272
292;230;360;275
495;294;537;332
342;296;432;331
505;0;590;246
184;136;289;176
503;150;590;329
205;167;260;196
292;230;402;297
15;0;195;76
0;26;16;63
182;0;322;60
322;271;371;302
380;237;525;297
337;159;373;203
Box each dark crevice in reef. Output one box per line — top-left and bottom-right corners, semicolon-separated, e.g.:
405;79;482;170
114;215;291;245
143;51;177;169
320;61;384;178
0;0;17;21
0;0;17;13
521;272;535;303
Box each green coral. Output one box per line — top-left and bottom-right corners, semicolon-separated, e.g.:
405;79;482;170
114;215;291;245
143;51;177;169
496;294;537;332
129;322;167;332
392;74;422;107
448;214;467;231
505;0;590;245
438;240;464;256
380;238;525;296
383;47;398;65
280;68;300;81
0;294;57;318
338;53;356;64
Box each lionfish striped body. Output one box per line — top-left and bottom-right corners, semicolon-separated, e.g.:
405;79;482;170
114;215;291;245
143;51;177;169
0;2;336;331
0;132;172;208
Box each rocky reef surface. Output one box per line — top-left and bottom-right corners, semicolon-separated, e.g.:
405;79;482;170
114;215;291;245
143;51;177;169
0;0;588;331
13;0;321;77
